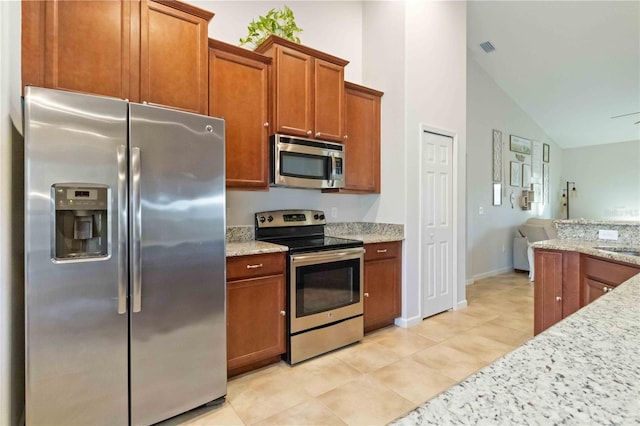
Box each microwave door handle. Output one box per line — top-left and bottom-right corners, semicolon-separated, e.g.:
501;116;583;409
328;154;336;187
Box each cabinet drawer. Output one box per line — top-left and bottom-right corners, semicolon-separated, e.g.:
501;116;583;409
583;256;640;285
227;252;285;280
365;241;401;261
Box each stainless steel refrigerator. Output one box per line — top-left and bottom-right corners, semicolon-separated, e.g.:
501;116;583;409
24;86;227;425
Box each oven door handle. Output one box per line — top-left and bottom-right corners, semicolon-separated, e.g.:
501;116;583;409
291;247;365;265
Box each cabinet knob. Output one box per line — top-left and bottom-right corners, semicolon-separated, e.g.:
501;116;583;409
343;135;348;140
364;292;369;298
263;122;269;127
315;132;321;137
603;287;609;293
306;130;313;136
555;296;562;302
246;263;263;269
280;310;286;316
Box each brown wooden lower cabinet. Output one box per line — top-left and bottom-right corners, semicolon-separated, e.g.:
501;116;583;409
226;252;286;377
534;249;580;335
363;241;402;333
534;248;639;335
582;255;639;305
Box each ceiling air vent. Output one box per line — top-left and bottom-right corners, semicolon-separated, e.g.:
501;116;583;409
480;41;496;53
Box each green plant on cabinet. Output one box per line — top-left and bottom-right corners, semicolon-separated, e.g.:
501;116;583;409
239;5;303;49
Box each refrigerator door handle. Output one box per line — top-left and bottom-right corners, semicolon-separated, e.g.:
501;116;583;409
131;147;142;313
117;145;128;314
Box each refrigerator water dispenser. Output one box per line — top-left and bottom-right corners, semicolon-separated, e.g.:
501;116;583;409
53;184;109;260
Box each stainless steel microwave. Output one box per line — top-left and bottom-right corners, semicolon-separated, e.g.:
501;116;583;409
270;134;345;189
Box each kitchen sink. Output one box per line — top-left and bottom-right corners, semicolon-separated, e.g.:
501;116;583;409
594;246;640;257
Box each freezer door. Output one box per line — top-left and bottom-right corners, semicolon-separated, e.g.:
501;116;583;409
24;87;129;425
129;103;226;425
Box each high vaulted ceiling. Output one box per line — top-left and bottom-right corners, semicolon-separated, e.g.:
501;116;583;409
467;1;640;149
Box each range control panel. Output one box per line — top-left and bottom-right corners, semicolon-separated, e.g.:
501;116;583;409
255;210;326;228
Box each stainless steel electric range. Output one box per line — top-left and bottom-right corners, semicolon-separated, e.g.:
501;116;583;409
255;210;364;364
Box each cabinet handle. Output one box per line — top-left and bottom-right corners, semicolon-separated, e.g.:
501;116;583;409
364;292;369;297
555;296;562;302
306;130;312;136
246;263;263;269
280;310;286;316
376;249;388;253
263;122;269;127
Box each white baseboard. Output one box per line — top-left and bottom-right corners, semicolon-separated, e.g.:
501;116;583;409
454;299;467;310
394;315;422;328
470;266;513;282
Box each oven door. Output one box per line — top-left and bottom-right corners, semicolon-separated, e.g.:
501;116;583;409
289;247;364;334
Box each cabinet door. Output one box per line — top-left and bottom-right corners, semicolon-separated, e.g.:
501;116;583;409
583;277;611;305
534;250;563;335
209;46;270;190
227;275;286;371
343;85;381;192
274;46;314;137
364;258;401;333
22;1;132;99
314;59;345;142
140;0;209;114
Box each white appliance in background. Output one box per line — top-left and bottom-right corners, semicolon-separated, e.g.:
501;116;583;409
24;86;227;425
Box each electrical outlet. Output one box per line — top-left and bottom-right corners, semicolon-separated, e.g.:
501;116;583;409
598;230;618;240
479;206;484;215
331;207;338;218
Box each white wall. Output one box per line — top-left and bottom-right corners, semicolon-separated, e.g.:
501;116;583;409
361;1;406;225
1;1;24;424
466;56;563;280
562;140;640;220
403;0;467;323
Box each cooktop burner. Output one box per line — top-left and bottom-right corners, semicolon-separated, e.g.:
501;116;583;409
266;235;363;254
254;209;363;254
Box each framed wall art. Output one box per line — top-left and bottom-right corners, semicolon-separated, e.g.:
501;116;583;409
510;161;521;187
510;135;531;154
522;163;531;188
492;129;503;182
493;183;502;206
543;143;550;162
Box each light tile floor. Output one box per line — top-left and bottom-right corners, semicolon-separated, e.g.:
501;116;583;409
162;271;533;426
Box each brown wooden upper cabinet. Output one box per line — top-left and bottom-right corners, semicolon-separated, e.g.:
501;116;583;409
22;0;213;114
325;82;383;194
255;35;348;143
209;39;271;190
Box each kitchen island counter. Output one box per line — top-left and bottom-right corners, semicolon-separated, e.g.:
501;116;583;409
392;272;640;425
532;238;640;266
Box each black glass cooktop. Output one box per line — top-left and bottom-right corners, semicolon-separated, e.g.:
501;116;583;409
266;235;363;254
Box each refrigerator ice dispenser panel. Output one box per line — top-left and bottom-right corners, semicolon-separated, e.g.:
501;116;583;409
53;183;109;260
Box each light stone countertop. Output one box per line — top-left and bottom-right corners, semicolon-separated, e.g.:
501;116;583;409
532;239;640;266
327;233;404;244
392;272;640;425
555;219;640;226
225;222;404;256
225;241;288;257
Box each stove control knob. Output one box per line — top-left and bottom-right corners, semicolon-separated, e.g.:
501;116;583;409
259;216;266;223
314;214;320;220
319;214;325;220
267;215;274;222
